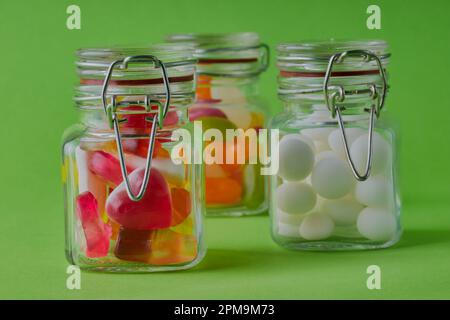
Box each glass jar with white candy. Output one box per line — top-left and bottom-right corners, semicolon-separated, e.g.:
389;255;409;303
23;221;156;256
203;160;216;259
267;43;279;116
270;40;401;250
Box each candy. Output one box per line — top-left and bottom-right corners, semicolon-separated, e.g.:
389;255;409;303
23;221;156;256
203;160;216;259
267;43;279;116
243;164;265;210
311;155;354;199
216;107;252;129
299;213;335;240
356;207;397;241
152;158;186;187
106;167;172;230
320;197;364;226
205;163;228;178
171;215;194;236
328;128;364;158
114;227;153;262
278;134;315;181
277;222;302;238
276;209;305;226
301;127;334;145
87;151;133;187
148;229;198;265
189;107;227;121
76;192;111;258
171;188;192;227
199;116;237;136
205;177;242;205
355;175;391;207
276;182;316;214
350;132;391;175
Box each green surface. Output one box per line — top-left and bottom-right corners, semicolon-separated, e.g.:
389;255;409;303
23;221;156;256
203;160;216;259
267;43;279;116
1;0;450;299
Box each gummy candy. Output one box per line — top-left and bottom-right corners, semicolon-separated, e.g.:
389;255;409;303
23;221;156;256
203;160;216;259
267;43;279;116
87;151;133;187
189;107;227;121
114;227;152;262
147;229;198;265
197;116;237;136
106;167;172;230
170;188;191;227
243;164;265;209
76;192;111;258
205;177;242;205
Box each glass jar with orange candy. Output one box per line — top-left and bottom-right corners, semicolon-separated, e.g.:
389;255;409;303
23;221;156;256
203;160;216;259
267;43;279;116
61;44;205;272
167;33;270;216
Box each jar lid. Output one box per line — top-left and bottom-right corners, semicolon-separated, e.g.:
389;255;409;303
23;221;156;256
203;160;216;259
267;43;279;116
276;39;390;104
75;44;196;109
166;32;269;77
277;39;390;76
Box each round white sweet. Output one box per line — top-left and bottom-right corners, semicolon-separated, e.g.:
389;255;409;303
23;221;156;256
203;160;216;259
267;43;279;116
328;128;365;158
276;209;305;225
277;222;302;238
278;134;315;181
321;197;364;226
350;132;391;175
276;182;317;214
301;127;334;144
357;207;397;241
299;213;335;240
311;155;355;199
315;151;336;162
355;175;391;207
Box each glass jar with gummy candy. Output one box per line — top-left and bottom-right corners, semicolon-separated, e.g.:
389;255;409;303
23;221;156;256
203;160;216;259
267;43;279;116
270;40;401;250
166;33;270;216
62;44;205;271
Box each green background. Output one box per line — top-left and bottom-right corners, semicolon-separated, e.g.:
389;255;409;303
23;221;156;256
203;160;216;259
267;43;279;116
1;0;450;299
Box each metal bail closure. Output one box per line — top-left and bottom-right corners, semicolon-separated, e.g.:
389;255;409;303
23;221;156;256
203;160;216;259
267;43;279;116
323;50;387;181
101;55;171;201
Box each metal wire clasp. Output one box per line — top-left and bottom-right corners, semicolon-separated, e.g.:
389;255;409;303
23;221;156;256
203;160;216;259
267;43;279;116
101;55;171;201
323;50;387;181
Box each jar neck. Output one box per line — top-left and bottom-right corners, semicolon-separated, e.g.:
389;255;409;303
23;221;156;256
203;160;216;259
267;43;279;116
196;75;261;104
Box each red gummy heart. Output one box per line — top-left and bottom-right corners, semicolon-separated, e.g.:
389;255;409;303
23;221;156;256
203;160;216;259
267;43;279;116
88;151;134;187
106;167;172;230
189;106;227;121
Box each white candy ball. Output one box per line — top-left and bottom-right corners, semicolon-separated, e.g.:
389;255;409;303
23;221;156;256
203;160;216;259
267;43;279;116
277;222;302;238
350;132;391;175
276;182;317;214
321;197;364;226
355;175;391;207
357;207;397;241
278;134;315;181
328;128;365;158
276;209;305;225
301;127;334;144
311;155;355;199
315;151;336;162
315;141;331;153
299;213;335;240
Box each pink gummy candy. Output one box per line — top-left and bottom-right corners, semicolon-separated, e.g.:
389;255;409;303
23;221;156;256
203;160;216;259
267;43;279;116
106;167;172;230
87;151;134;187
76;192;111;258
189;106;227;121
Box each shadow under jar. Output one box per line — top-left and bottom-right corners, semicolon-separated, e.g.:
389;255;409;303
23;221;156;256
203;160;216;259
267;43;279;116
166;33;270;217
270;40;401;250
62;44;205;272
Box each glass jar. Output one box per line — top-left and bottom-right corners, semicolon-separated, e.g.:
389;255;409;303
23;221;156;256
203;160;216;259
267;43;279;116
270;40;401;250
166;33;270;216
62;44;206;271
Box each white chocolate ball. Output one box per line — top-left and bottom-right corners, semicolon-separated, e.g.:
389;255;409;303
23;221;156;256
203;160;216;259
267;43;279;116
355;175;391;207
357;207;397;241
321;197;364;226
328;128;365;158
311;155;355;199
278;134;315;181
350;132;391;175
299;213;335;240
276;182;317;214
277;222;302;238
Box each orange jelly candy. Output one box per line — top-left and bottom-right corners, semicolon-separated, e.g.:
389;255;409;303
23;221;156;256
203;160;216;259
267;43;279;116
148;229;197;265
205;177;243;205
170;188;192;227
